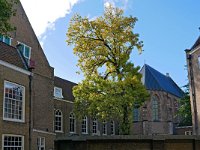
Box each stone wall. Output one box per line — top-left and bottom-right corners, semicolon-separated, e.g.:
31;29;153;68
55;135;200;150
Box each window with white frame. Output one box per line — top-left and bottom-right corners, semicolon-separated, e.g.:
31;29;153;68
102;120;107;135
152;96;159;121
0;34;12;45
55;109;62;132
54;87;63;99
17;42;31;64
81;116;88;134
69;113;76;133
4;81;25;122
37;137;45;150
3;134;24;150
133;108;140;122
92;118;98;134
110;120;115;135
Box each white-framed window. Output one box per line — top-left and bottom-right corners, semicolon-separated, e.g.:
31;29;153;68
152;96;159;121
2;134;24;150
92;118;98;135
110;120;115;135
37;137;45;150
102;120;107;135
3;81;25;122
81;116;88;134
0;34;12;45
185;131;192;135
69;113;76;133
55;109;63;132
133;108;140;122
17;42;31;64
54;87;63;99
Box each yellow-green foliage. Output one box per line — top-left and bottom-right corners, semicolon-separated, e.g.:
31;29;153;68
67;5;149;134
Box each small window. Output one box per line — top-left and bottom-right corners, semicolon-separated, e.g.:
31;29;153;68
4;81;25;122
110;120;115;135
55;109;62;132
0;35;12;45
92;118;98;135
3;135;24;150
17;42;31;64
133;108;140;122
37;137;45;150
69;113;76;133
81;116;88;134
54;87;63;99
102;120;107;135
185;131;192;135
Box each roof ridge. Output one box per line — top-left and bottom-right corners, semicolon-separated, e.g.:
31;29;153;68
145;64;164;91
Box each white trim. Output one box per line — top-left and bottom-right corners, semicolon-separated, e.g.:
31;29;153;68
17;41;32;59
3;81;25;123
69;112;76;134
54;97;74;104
102;120;107;135
54;87;63;99
189;45;200;55
33;129;56;135
81;116;88;134
0;60;32;75
55;109;63;132
2;134;24;150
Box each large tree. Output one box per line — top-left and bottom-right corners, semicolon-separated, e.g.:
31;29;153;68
67;5;149;135
0;0;18;34
177;84;192;126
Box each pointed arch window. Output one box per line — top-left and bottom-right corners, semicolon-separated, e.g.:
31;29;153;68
92;118;98;135
152;96;159;121
102;120;107;135
69;113;76;133
81;116;88;134
110;120;115;135
55;109;63;132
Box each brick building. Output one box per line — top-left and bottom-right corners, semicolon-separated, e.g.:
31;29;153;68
0;1;185;150
186;36;200;135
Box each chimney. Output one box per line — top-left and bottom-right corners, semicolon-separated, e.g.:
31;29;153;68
166;73;170;77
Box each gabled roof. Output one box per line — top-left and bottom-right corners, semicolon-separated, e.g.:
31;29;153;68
191;36;200;50
0;42;27;70
54;76;77;102
140;64;184;98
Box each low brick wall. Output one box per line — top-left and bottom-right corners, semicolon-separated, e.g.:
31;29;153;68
55;135;200;150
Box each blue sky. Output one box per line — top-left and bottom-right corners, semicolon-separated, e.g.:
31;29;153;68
21;0;200;87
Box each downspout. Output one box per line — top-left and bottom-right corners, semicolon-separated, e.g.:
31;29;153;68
16;44;34;150
186;51;198;135
28;72;33;150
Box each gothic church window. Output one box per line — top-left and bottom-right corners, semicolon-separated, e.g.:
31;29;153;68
152;96;159;121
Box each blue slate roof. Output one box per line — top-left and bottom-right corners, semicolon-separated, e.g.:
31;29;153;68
140;64;184;98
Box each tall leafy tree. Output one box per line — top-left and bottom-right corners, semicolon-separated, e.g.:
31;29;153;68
0;0;18;34
177;84;192;126
67;5;149;135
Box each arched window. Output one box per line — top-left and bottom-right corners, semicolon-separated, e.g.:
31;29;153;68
102;120;107;135
152;96;159;121
69;113;76;133
81;116;88;134
55;109;62;132
133;108;140;122
92;118;98;135
110;120;115;135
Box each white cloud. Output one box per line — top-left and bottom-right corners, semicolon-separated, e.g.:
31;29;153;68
20;0;80;37
104;0;129;10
